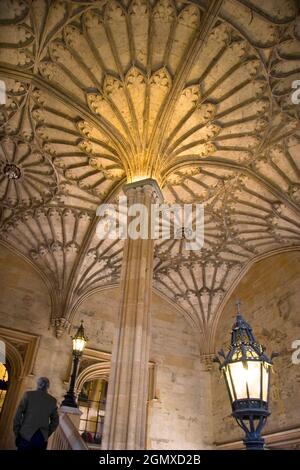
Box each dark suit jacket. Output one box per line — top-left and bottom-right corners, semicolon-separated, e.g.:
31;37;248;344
13;390;59;442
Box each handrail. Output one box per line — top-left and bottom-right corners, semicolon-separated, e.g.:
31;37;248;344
48;412;88;450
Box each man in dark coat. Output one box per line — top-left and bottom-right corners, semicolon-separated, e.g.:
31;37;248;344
13;377;59;450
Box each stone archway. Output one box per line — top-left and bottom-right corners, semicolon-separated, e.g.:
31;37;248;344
74;356;110;447
0;327;40;449
0;342;23;449
73;349;157;449
75;362;110;395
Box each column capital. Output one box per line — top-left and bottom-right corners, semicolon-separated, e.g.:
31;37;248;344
199;353;215;371
52;317;71;338
123;178;164;203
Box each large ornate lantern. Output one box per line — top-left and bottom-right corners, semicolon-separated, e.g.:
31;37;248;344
215;302;277;450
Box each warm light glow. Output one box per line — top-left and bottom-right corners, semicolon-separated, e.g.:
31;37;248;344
262;362;270;401
130;175;149;183
224;360;270;402
72;321;87;355
0;363;8;415
72;336;86;354
0;363;8;382
127;172;163;187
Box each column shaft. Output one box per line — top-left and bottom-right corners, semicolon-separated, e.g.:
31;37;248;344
102;179;162;449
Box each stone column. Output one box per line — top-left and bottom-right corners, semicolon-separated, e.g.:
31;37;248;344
102;178;162;450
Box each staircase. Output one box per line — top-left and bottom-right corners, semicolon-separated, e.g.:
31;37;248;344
48;408;88;450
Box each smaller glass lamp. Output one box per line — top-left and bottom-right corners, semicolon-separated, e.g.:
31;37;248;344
72;321;87;356
61;321;87;408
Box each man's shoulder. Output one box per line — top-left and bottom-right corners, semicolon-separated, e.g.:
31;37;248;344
47;393;57;405
26;390;39;397
27;390;57;404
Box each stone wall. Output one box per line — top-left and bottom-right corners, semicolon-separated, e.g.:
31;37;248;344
2;245;299;450
0;244;65;400
212;251;300;446
74;289;213;449
147;293;213;449
0;244;212;449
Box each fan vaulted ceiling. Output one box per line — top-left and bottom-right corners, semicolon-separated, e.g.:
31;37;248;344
0;0;300;353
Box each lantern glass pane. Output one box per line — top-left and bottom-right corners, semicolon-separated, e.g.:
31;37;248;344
73;337;85;353
262;362;270;402
229;360;261;399
224;366;235;403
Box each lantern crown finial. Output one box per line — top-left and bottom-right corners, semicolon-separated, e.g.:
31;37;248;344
231;311;256;348
77;320;85;336
218;301;273;366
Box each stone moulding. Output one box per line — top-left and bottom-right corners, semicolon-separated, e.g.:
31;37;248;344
215;426;300;450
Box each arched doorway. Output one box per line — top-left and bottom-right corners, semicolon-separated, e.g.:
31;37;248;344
0;327;40;449
78;378;108;446
73;350;157;449
0;343;23;449
0;361;10;418
75;361;110;448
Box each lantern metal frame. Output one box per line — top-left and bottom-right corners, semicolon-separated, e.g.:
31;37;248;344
215;302;277;450
61;321;87;409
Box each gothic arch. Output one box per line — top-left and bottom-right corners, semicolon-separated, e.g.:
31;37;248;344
209;246;300;353
0;341;23;449
0;241;54;330
75;362;110;396
0;327;40;449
